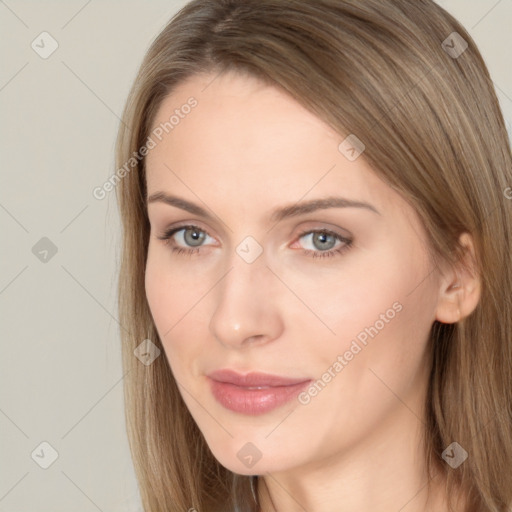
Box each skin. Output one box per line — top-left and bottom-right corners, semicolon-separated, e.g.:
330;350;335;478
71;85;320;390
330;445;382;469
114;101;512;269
144;70;480;512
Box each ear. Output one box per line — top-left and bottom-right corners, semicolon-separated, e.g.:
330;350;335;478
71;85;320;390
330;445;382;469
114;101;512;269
435;233;481;324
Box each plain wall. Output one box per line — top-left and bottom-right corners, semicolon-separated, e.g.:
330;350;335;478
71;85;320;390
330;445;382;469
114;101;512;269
0;1;510;510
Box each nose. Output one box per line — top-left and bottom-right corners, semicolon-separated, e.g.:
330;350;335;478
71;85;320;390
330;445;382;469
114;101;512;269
209;253;284;350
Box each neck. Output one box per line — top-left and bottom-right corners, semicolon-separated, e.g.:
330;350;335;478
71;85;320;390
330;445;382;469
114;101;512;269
256;407;463;512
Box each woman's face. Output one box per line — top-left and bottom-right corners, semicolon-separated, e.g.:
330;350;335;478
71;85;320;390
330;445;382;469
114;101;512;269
144;70;443;475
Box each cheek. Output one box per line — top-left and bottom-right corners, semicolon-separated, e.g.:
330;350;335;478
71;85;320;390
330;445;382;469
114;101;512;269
291;247;431;342
302;241;438;385
145;244;200;329
145;249;181;353
303;248;437;414
144;247;210;372
145;250;173;333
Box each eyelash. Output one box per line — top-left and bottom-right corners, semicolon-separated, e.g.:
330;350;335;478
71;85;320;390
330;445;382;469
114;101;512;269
156;224;353;259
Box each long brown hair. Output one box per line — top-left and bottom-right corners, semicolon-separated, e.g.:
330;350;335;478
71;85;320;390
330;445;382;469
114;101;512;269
115;1;512;510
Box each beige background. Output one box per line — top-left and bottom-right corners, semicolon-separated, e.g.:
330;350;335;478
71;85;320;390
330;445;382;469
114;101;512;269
0;1;510;511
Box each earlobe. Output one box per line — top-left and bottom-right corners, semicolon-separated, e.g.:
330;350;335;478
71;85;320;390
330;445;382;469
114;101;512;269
435;233;481;324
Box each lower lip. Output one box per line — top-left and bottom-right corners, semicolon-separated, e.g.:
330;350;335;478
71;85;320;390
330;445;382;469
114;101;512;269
208;378;311;415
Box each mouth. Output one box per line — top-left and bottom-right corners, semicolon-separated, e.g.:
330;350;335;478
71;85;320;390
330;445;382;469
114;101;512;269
207;369;312;415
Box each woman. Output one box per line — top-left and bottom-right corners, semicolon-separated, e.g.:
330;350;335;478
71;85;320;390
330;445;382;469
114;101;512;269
115;1;512;510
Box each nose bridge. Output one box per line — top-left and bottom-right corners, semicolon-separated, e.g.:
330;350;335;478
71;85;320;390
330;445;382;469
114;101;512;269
209;247;282;348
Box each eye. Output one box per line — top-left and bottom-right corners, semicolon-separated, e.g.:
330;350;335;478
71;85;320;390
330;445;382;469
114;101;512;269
294;229;352;259
156;224;353;260
157;224;215;256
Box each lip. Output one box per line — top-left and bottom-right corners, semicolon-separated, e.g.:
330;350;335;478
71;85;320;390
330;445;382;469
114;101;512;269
207;369;311;415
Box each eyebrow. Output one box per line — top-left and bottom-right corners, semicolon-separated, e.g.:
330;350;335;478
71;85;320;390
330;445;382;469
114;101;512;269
147;192;380;222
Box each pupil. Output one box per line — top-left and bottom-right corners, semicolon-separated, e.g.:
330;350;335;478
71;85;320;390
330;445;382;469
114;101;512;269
314;232;334;250
186;228;204;246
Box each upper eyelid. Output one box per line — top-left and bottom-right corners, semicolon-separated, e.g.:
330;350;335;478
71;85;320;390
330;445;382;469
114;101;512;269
165;223;215;239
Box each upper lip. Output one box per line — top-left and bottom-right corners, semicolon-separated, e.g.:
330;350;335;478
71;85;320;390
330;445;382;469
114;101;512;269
207;369;310;387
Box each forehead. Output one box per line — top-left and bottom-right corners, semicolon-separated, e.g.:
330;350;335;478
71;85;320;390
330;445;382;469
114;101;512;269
145;71;393;217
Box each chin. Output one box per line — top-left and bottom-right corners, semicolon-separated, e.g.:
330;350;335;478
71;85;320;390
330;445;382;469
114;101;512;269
204;436;301;477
